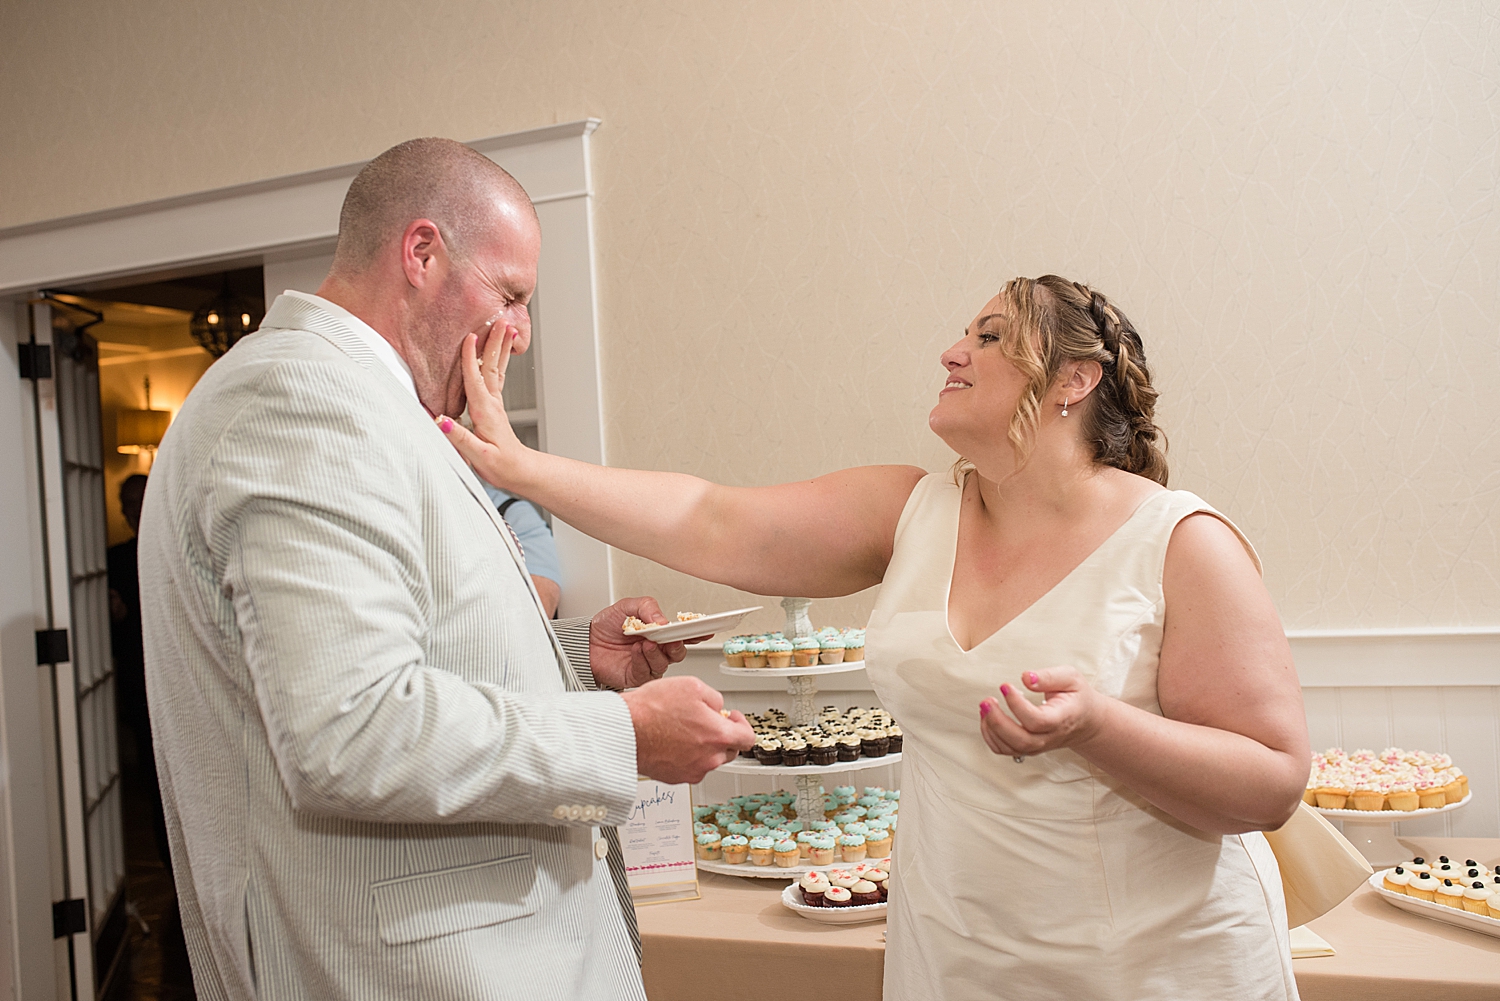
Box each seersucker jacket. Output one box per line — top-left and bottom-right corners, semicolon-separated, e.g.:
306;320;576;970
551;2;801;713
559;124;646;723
137;294;647;1001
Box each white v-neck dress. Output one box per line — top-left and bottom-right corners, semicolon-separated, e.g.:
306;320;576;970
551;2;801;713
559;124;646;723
864;474;1298;1001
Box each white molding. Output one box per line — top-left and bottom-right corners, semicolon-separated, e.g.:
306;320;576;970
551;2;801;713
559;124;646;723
0;119;601;297
1287;626;1500;640
1289;629;1500;688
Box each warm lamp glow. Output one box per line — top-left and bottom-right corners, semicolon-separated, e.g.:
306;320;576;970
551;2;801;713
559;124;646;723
116;408;172;452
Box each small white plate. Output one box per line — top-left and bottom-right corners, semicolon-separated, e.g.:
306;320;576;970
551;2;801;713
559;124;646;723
1368;869;1500;939
622;606;762;644
780;882;887;924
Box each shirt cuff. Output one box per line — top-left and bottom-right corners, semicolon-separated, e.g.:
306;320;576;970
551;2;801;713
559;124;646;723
554;616;601;690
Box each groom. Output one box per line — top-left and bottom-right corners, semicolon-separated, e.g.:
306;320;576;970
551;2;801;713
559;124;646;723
138;138;754;1001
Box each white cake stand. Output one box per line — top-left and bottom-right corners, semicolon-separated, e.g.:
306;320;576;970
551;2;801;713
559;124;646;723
1313;793;1471;867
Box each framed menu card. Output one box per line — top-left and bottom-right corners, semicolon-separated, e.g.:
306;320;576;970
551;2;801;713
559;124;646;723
622;779;700;905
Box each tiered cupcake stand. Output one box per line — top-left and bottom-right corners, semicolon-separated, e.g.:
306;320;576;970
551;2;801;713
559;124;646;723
696;598;901;880
1313;795;1471;867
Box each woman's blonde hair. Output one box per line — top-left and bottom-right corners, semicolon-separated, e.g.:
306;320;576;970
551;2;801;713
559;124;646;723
956;275;1169;485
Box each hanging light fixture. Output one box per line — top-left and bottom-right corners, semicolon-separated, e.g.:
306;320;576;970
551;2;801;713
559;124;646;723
116;375;172;460
190;275;262;357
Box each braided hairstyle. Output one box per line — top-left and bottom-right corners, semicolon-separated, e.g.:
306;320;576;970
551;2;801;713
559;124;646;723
979;275;1169;485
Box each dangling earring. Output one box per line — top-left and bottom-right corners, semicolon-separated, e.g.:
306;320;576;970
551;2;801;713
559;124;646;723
1061;399;1069;417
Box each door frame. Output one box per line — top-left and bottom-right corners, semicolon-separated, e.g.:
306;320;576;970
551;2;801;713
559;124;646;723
0;119;613;999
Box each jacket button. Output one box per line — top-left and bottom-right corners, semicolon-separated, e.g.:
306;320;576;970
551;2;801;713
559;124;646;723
553;805;569;820
594;838;610;860
567;805;584;821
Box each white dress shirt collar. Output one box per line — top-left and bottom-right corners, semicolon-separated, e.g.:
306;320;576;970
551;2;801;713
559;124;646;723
280;291;418;402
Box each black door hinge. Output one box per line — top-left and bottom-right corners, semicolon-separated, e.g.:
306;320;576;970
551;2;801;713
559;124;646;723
19;342;52;380
35;629;69;665
53;898;86;938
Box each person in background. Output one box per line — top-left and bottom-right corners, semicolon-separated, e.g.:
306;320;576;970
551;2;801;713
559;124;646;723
107;473;172;868
485;485;561;617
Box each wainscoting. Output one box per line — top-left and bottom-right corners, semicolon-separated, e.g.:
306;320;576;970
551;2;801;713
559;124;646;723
683;628;1500;838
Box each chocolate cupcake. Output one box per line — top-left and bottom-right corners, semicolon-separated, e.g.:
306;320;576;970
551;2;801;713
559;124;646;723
836;734;862;762
781;735;809;767
752;737;783;766
860;728;890;758
799;871;830;906
823;886;853;907
809;736;838;766
850;879;880;906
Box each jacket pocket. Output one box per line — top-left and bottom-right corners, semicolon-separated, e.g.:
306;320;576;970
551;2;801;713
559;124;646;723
371;853;537;946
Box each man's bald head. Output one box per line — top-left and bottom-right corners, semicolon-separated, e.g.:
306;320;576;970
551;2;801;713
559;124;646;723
331;137;535;274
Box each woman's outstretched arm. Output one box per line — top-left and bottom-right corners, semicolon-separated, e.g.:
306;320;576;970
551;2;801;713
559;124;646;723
439;328;926;597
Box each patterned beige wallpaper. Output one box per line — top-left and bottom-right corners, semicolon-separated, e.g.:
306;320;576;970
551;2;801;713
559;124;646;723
2;1;1495;631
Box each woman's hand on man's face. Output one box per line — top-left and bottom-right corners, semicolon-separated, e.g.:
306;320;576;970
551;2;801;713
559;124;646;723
978;666;1107;759
435;323;526;485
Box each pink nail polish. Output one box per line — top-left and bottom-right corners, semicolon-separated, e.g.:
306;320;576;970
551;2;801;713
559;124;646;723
1026;672;1039;686
438;417;454;433
1000;684;1012;696
979;701;992;718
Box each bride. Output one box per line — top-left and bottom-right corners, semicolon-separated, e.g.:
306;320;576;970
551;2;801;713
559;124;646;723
439;275;1309;1000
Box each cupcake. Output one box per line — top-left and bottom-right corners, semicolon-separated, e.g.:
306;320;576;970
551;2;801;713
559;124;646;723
809;735;838;766
1381;867;1411;894
1490;893;1500;921
837;734;862;762
721;835;749;865
774;838;801;868
850;879;880;906
827;869;860;889
1462;882;1493;915
793;636;821;667
809;819;837;833
743;639;770;669
833;785;857;799
722;636;749;668
857;795;883;810
781;735;809;768
807;835;837;866
1416;782;1446;810
1436;879;1465;908
799;871;830;906
766;638;794;669
1314;785;1351;810
1385;786;1419;812
860;728;890;758
1406;857;1431;874
747;825;773;839
838;833;868;863
866;830;893;858
842;629;866;662
1433;863;1462;884
834;811;862;827
824;886;853;907
879;869;893;901
782;819;805;835
796;830;820;858
695;831;723;860
886;725;903;753
693;805;716;822
753;737;783;767
819;633;847;665
842;822;871;838
726;821;751;837
1406;871;1438;901
1349;788;1386;811
748;836;776;866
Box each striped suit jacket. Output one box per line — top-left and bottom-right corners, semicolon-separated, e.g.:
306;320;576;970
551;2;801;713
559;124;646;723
137;295;646;1001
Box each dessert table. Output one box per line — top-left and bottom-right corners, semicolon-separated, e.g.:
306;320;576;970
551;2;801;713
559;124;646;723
636;837;1500;1001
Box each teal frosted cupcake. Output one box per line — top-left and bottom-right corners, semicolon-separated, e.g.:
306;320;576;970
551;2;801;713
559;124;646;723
721;834;750;864
857;796;883;810
774;838;801;867
743;638;771;669
882;789;901;802
748;836;776;866
766;637;794;669
866;803;897;819
723;636;750;667
793;635;822;667
818;632;847;664
808;834;837;866
842;628;865;662
842;822;871;838
693;805;716;821
695;831;723;861
726;821;752;837
837;833;868;863
864;817;892;833
809;819;837;833
795;830;819;857
782;819;805;835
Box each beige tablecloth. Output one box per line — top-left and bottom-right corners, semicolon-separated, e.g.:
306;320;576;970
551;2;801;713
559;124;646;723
637;838;1500;1001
